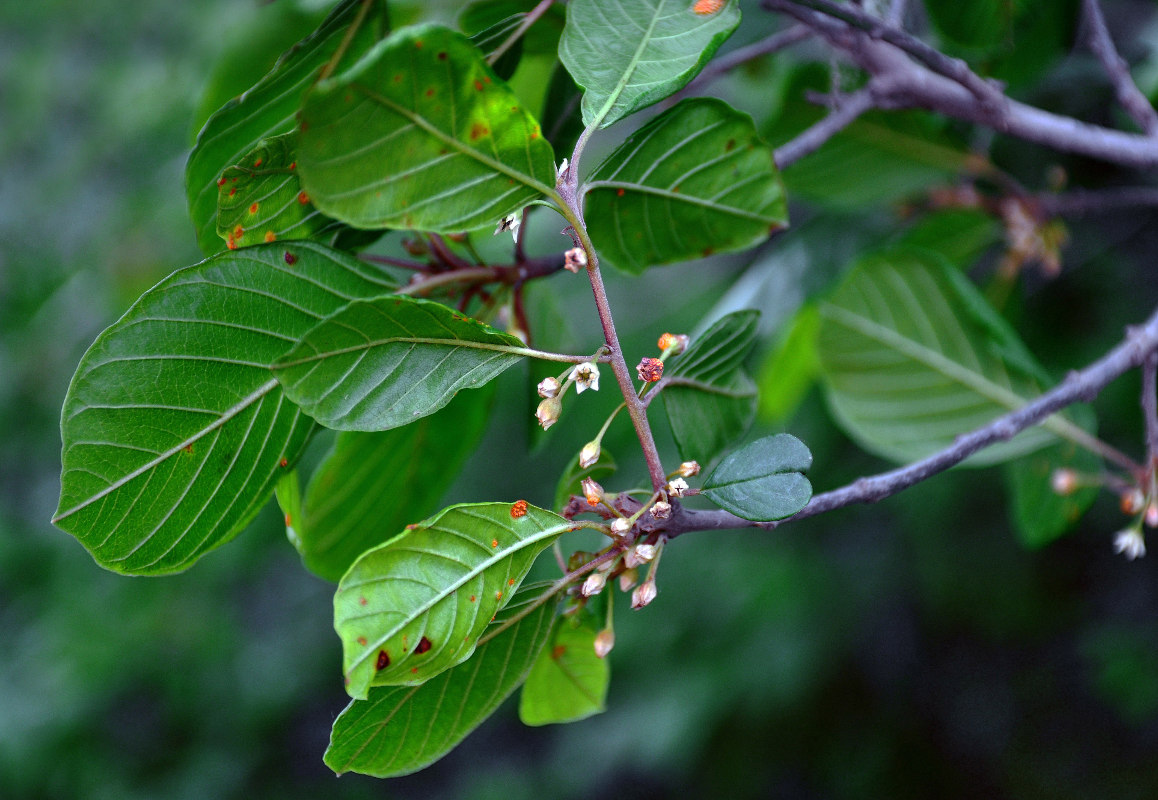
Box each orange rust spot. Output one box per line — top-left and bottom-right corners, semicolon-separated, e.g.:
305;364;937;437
226;236;237;250
234;225;244;237
217;176;227;187
297;191;310;204
406;523;419;530
414;39;423;49
415;636;432;654
183;443;194;454
264;231;276;243
425;88;434;97
411;667;419;674
470;595;476;603
253;157;263;167
692;0;725;13
508;578;515;586
473;79;483;91
228;187;236;196
284;513;291;526
232;176;238;183
491;539;499;548
357;636;367;646
551;645;566;659
279;457;288;468
510;499;528;518
359;597;368;606
470;122;489;140
376;650;390;670
289;161;296;170
617;188;625;197
495;591;503;601
249;202;259;214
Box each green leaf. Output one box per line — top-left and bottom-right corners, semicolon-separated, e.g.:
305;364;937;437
553;447;616;513
924;0;1028;50
1005;405;1100;548
53;242;402;575
558;0;740;129
334;501;570;699
584;98;786;274
662;310;759;465
273;295;530;431
816;250;1082;466
464;12;525;81
758;303;820;424
216;132;341;249
892;208;1002;269
187;0;388;253
459;0;566;57
701;434;812;522
297;24;557;233
326;581;557;778
540;63;585;156
291;389;494;582
519;614;609;725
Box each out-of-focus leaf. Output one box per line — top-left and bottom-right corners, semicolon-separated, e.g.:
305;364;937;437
334;502;569;698
187;0;388;253
662;310;759;465
558;0;740;129
893;208;1002;269
554;447;616;513
519;614;609;725
758;303;820;424
464;12;525;81
326;582;557;777
701;434;813;522
273;295;529;431
585;98;786;274
280;389;494;582
459;0;566;55
816;250;1087;466
53;243;401;575
540;63;584;157
297;24;557;233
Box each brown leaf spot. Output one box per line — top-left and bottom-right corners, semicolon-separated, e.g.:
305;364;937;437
702;247;714;257
253;157;263;167
437;51;447;60
375;650;390;670
216;176;227;187
289;161;296;170
297;191;309;204
228;187;236;196
414;39;423;49
491;539;499;548
495;591;503;601
183;443;194;454
470;122;489;140
551;645;566;659
357;636;367;646
470;595;476;602
425;88;435;97
359;596;368;606
473;79;484;91
507;578;515;586
284;513;292;526
284;251;297;265
725;138;736;151
616;188;625;197
410;667;419;674
393;73;403;83
415;636;432;654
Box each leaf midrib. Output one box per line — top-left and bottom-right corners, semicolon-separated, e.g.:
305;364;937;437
275;336;542;369
585;179;774;224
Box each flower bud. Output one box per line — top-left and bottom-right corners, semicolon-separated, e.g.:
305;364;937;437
636;357;664;382
571;362;600;393
581;571;607;597
650;501;672;520
1121;488;1145;515
618;567;639;592
537;376;561;399
579;440;601;468
666;477;689;498
1148;502;1158;529
564;247;587;273
625;542;656;568
593;628;615;658
535;397;562;430
677;461;701;478
657;332;688;355
1113;528;1147;560
1050;468;1077;496
631;578;657;609
610;517;631;537
580;477;603;506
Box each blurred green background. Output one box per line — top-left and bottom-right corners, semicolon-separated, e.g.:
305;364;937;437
4;1;1158;798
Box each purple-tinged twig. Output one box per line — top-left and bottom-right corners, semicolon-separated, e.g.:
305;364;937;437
774;85;876;168
1143;352;1158;472
1082;0;1158;135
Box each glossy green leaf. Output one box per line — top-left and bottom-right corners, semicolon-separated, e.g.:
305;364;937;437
326;581;557;777
758;303;820;424
297;24;557;233
291;389;493;582
701;434;813;522
519;614;609;725
816;250;1084;466
585;98;786;274
558;0;740;129
273;295;530;431
553;447;616;513
662;310;759;465
187;0;388;253
216;133;341;249
334;501;570;698
1005;404;1100;548
53;242;401;575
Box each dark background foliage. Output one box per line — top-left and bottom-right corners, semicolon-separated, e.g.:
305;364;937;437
4;0;1158;797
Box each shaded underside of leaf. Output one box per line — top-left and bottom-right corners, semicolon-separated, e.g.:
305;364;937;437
53;242;401;575
186;0;388;253
334;502;570;699
663;309;760;465
585;98;786;274
701;433;813;522
295;388;494;582
816;250;1063;466
325;582;557;778
297;24;557;233
559;0;740;129
273;294;528;431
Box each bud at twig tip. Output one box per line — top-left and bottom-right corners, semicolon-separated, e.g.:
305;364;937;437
579;440;601;469
535;397;561;430
594;628;615;658
631;578;657;609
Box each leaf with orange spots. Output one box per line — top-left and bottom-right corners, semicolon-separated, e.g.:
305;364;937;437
558;0;739;129
333;502;569;699
297;24;557;234
518;613;609;725
584;98;787;274
216;133;342;249
325;581;556;777
52;243;401;575
187;0;389;255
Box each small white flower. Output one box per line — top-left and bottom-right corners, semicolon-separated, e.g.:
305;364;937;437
564;247;587;273
610;517;631;536
571;362;600;393
1114;529;1146;560
537;376;561;399
494;212;521;243
666;477;689;498
579;440;601;468
1050;468;1077;496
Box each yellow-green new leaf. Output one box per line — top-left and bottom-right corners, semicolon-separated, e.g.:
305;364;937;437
519;615;609;725
297;24;557;233
334;502;570;699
